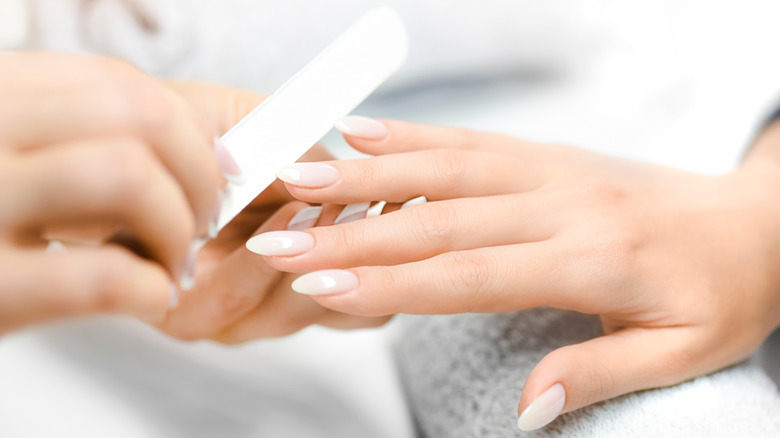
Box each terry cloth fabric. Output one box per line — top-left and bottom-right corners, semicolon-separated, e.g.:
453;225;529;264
393;309;780;437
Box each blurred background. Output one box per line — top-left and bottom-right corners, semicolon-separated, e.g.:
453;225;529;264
1;1;780;437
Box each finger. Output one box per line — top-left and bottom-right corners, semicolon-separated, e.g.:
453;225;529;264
215;273;391;344
211;273;327;343
290;241;583;317
159;202;307;340
254;194;562;274
3;60;221;234
516;327;702;431
316;313;392;331
337;117;540;156
278;149;552;204
1;138;195;277
0;245;172;334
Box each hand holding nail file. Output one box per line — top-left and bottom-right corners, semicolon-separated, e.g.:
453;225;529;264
216;8;408;231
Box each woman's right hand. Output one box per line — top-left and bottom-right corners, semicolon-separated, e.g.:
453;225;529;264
0;52;225;334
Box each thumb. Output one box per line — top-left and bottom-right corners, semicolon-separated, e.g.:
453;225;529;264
516;327;696;431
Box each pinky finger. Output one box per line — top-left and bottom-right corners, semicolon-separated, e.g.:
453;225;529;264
0;246;173;334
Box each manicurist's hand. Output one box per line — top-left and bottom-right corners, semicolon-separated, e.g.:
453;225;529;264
0;52;226;334
249;116;780;430
156;83;390;342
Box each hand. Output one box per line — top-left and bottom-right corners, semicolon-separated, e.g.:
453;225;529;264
156;83;390;342
250;117;780;429
0;52;225;334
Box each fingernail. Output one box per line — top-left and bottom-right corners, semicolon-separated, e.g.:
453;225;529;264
517;383;566;431
246;231;314;256
276;163;339;188
335;116;389;140
168;283;179;310
179;240;203;291
214;136;244;185
334;202;370;225
366;200;387;217
291;269;357;296
287;206;323;231
208;190;223;239
401;195;427;209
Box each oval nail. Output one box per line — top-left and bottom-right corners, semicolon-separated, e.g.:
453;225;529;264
335;116;389;140
246;231;314;256
291;269;358;296
517;383;566;431
334;202;371;225
277;163;340;188
287;206;323;231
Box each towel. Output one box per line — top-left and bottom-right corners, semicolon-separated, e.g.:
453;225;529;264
393;309;780;437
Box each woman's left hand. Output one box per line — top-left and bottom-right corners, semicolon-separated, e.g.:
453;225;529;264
250;117;780;430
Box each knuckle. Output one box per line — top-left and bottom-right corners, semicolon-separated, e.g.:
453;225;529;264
656;342;699;382
442;251;493;309
91;249;135;312
113;77;173;136
430;149;468;186
577;179;630;208
105;141;158;202
408;202;459;250
576;228;640;286
352;160;382;190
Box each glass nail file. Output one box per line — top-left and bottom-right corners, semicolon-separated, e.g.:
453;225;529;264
215;8;409;231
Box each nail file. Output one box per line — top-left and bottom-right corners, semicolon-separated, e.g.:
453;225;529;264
215;8;408;231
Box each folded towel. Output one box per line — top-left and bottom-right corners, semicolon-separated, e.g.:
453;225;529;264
393;309;780;437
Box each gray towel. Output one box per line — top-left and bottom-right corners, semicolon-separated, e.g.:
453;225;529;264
394;309;780;437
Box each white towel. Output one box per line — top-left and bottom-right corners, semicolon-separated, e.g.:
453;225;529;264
394;309;780;437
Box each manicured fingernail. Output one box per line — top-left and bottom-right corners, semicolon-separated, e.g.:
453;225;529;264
401;195;427;209
214;136;244;185
517;383;566;431
291;269;357;296
46;240;68;253
366;200;387;217
246;231;314;256
276;163;339;188
287;206;323;231
335;116;389;140
179;240;203;291
334;202;370;225
168;283;179;310
208;190;223;239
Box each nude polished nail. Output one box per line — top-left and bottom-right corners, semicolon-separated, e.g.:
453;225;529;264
214;136;244;185
334;202;370;225
179;240;201;291
277;163;340;188
287;206;323;231
517;383;566;431
291;269;357;296
335;116;389;140
246;231;314;256
401;195;427;209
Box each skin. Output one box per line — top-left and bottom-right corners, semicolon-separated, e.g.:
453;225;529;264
0;52;384;338
262;118;780;420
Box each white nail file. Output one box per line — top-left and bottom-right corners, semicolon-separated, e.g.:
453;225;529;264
216;8;408;231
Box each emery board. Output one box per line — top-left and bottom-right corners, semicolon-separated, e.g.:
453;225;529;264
215;8;409;231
